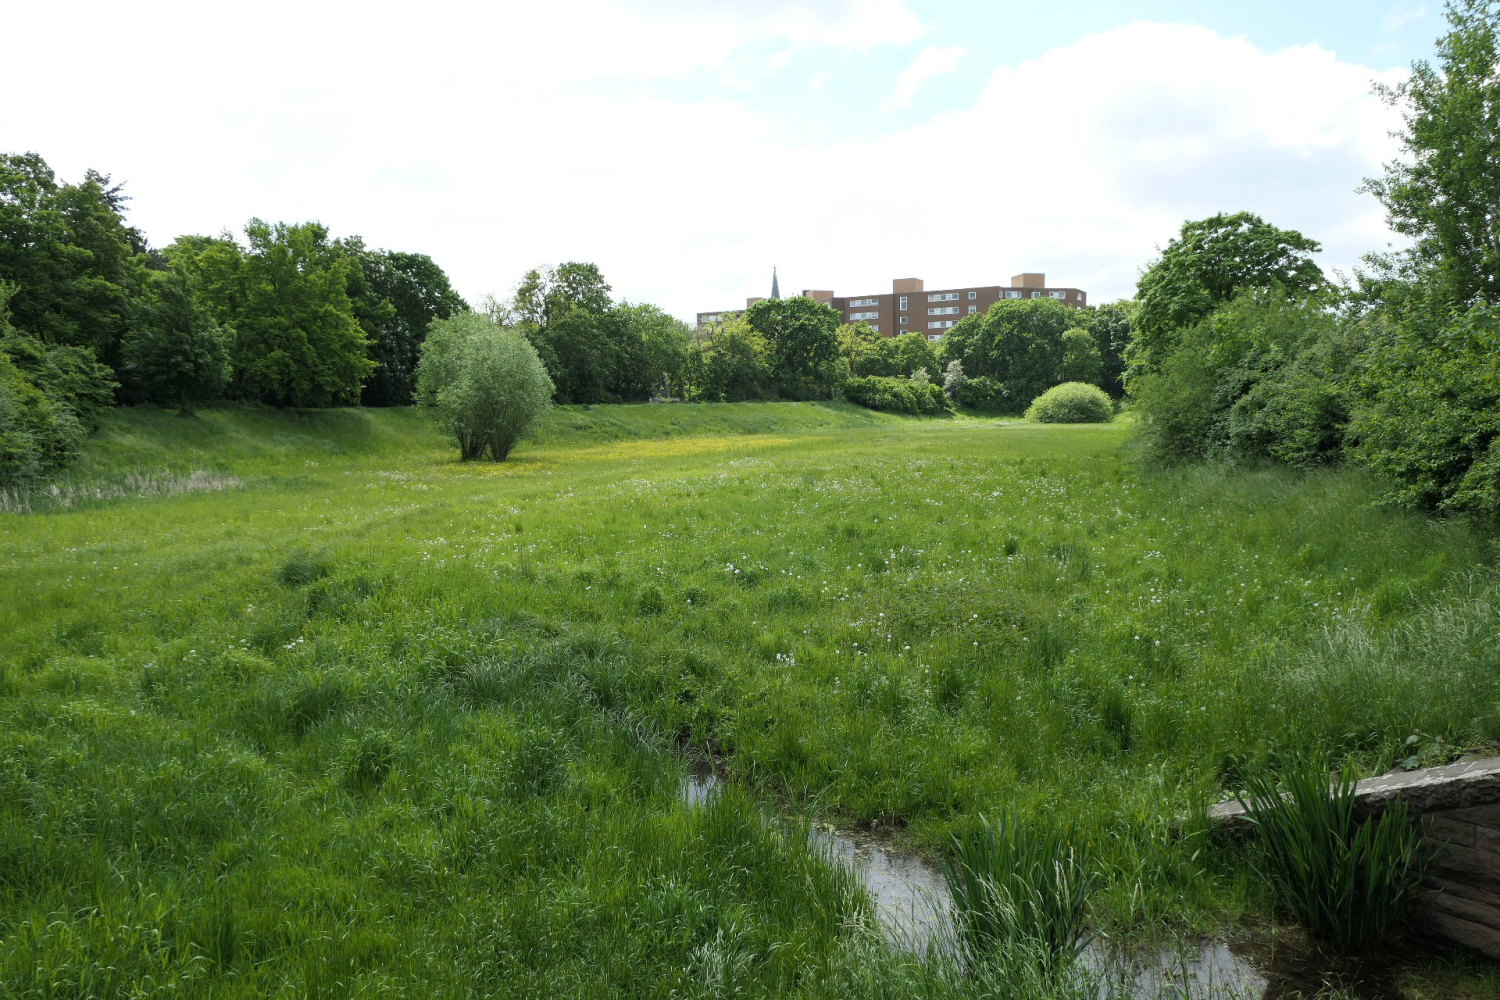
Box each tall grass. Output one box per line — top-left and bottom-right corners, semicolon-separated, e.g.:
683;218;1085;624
0;403;1494;994
937;812;1097;975
1236;759;1427;951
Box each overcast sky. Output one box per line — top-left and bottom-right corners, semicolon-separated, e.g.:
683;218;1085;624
3;1;1440;319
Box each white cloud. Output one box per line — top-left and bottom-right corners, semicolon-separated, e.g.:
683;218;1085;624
768;49;793;72
0;11;1407;321
881;44;967;110
810;71;833;91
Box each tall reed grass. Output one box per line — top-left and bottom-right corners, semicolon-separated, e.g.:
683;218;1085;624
937;811;1097;976
1236;759;1427;951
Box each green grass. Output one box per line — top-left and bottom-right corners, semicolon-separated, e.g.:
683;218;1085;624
2;401;1498;997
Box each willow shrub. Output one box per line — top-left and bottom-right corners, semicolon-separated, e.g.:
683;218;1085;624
415;313;554;461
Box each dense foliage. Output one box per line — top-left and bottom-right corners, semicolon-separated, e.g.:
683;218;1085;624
850;331;939;380
1130;212;1323;380
842;373;947;414
0;153;145;366
742;296;844;399
341;240;467;407
1024;382;1114;424
0;282;117;484
939;299;1093;411
415;313;553;460
1130;1;1500;519
120;268;232;414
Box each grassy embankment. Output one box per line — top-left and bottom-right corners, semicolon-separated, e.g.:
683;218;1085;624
3;401;1498;997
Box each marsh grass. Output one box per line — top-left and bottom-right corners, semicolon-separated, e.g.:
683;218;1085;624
1236;760;1427;952
0;402;1496;995
937;812;1098;976
0;468;243;513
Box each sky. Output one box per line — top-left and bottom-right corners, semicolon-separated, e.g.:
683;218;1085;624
1;1;1445;320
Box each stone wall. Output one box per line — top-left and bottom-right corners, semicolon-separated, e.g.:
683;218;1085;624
1207;757;1500;960
1422;801;1500;959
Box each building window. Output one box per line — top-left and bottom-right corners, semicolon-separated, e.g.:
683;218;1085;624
1049;291;1066;300
927;334;943;342
928;292;960;302
928;320;956;330
968;291;977;299
968;305;977;313
1005;290;1022;299
928;306;959;316
899;316;908;324
898;296;908;310
849;311;879;321
1031;291;1043;298
849;297;879;307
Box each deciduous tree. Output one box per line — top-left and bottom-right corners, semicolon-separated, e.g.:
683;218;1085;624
121;267;232;414
743;296;842;398
1362;0;1500;308
1132;212;1322;377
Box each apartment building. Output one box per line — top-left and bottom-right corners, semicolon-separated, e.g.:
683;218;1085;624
697;273;1086;342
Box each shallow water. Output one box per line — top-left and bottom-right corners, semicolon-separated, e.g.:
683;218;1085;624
679;768;1332;999
807;823;954;954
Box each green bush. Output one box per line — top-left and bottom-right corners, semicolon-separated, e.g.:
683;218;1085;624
1353;301;1500;516
1237;758;1427;952
417;314;554;461
1130;289;1343;464
953;374;1005;411
843;375;946;415
1025;382;1114;423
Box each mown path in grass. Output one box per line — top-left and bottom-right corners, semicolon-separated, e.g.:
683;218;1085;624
3;402;1498;997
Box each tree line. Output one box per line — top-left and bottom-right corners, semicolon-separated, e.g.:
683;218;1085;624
0;158;1132;490
1128;0;1500;518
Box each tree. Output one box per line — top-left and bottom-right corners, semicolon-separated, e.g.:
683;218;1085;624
512;262;612;333
1083;301;1135;396
939;298;1078;411
689;316;771;402
1362;1;1500;308
743;296;842;398
339;242;467;406
941;359;968;399
178;220;375;407
837;321;882;365
1132;212;1323;377
121;267;232;414
416;313;553;461
0;153;145;368
612;302;692;398
1059;328;1103;386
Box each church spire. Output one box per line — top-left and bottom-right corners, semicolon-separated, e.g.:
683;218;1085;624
770;266;781;301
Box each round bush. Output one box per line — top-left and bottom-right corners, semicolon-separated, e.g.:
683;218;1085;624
1025;382;1114;423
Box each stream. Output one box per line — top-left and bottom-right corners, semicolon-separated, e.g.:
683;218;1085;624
679;768;1395;999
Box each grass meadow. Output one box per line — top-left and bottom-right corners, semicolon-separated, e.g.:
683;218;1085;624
3;402;1499;998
